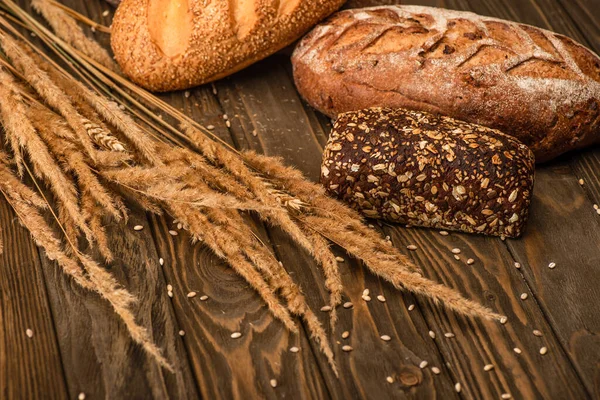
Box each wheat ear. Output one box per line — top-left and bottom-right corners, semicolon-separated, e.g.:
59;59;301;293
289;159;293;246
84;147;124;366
0;32;96;159
31;0;118;72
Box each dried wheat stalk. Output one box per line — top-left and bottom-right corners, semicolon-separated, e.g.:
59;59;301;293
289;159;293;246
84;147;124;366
0;0;504;374
31;0;117;71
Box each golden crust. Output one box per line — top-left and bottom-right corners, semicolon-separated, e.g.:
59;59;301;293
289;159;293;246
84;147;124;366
111;0;345;91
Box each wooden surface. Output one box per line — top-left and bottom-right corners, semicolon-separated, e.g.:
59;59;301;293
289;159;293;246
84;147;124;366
1;0;599;399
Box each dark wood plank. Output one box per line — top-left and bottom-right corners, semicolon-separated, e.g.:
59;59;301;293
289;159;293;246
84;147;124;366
145;85;333;400
0;197;68;400
416;0;600;397
38;204;199;399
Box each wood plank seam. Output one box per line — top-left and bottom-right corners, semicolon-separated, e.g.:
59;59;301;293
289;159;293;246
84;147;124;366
500;240;593;398
136;213;205;398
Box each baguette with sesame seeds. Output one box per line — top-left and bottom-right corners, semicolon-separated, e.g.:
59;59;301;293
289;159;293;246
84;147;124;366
110;0;345;91
321;107;535;238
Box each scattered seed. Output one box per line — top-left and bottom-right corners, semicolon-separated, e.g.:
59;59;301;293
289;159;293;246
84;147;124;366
533;330;543;337
178;330;185;336
429;330;436;339
78;393;86;400
177;223;183;230
207;125;215;130
335;256;345;262
513;347;522;354
540;346;548;355
159;258;164;266
380;335;391;341
501;394;512;399
226;120;231;128
187;291;197;298
594;204;599;210
439;231;449;236
133;225;144;231
500;316;508;324
520;293;528;300
578;178;585;185
169;230;178;236
455;383;461;393
444;332;455;338
168;291;173;298
222;114;228;120
102;10;109;17
408;304;415;311
270;379;277;388
386;376;394;383
431;367;441;375
467;258;475;265
167;284;173;291
597;209;600;215
419;360;429;369
363;289;370;296
200;295;209;301
342;345;353;352
290;346;299;353
362;295;372;302
548;262;556;269
321;306;332;312
451;248;461;254
514;262;521;269
342;331;350;339
252;130;258;136
483;364;494;371
407;244;418;251
343;302;353;309
453;254;460;261
26;329;33;338
231;332;242;339
377;295;386;302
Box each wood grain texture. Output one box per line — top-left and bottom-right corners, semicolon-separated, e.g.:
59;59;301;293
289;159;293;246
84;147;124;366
0;196;68;400
416;0;600;397
145;85;333;400
214;59;461;399
38;205;198;399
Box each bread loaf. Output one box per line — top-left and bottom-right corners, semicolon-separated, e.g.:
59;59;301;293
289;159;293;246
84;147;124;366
111;0;345;91
321;108;535;238
293;5;600;162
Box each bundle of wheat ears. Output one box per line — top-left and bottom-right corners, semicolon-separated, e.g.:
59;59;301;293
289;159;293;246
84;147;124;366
0;0;503;373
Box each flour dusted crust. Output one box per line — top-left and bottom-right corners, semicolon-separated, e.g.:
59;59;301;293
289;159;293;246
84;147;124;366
321;108;535;238
111;0;345;91
293;5;600;162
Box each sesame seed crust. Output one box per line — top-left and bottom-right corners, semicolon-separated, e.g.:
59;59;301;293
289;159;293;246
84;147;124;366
321;107;535;238
111;0;345;91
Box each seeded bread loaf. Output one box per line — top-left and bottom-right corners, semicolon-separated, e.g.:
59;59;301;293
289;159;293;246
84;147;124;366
111;0;345;91
293;5;600;163
321;108;535;238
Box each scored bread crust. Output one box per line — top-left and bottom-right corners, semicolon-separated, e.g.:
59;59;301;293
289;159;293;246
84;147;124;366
111;0;345;92
292;5;600;162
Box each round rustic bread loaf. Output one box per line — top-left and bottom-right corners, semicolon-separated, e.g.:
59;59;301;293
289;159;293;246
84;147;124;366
292;5;600;162
111;0;345;91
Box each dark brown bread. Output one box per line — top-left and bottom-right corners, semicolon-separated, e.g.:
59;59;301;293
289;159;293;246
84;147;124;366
321;108;535;238
293;5;600;163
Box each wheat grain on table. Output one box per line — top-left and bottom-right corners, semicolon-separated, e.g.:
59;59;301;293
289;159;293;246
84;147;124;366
1;0;599;399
